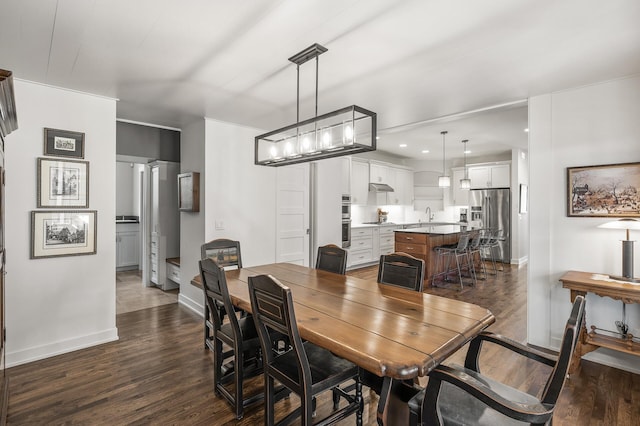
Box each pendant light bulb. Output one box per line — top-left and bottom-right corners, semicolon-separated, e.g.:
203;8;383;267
438;131;450;188
460;139;471;190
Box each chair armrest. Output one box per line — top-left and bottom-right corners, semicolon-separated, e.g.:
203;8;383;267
414;364;554;425
465;331;557;372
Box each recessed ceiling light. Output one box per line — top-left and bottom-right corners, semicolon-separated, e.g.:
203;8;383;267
399;143;407;148
464;150;471;154
376;136;380;140
421;149;429;154
524;128;529;132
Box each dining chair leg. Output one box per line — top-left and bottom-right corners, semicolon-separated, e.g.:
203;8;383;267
265;374;275;425
234;344;244;419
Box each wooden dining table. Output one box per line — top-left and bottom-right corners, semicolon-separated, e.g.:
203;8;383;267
191;262;495;425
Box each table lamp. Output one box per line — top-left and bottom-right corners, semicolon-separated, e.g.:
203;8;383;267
598;218;640;283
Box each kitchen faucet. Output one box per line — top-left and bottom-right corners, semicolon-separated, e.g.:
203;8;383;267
425;207;433;222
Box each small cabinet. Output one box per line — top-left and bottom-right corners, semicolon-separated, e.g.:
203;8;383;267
379;225;399;256
347;227;375;267
351;159;369;205
369;162;390;184
468;163;510;188
116;223;139;270
392;168;413;205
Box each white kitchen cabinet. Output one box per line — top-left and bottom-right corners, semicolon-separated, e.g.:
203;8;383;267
347;227;375;267
351;159;369;205
149;161;180;290
451;168;469;206
116;224;139;270
369;162;390;184
390;168;413;205
468;163;510;188
341;157;351;195
379;225;399;255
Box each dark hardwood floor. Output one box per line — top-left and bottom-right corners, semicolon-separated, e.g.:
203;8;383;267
6;264;639;424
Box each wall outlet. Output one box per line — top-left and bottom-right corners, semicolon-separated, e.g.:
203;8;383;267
215;220;224;230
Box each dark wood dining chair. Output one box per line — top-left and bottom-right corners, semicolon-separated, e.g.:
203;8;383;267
377;252;425;292
198;258;262;420
407;295;586;426
248;274;363;426
200;238;244;352
316;244;348;275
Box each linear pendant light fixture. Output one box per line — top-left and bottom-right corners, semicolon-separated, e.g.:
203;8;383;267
460;139;471;190
438;131;450;188
255;43;377;166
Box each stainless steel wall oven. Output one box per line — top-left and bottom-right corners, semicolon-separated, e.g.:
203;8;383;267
341;194;351;248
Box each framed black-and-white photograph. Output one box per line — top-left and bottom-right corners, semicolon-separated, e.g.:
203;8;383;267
567;162;640;217
44;128;85;158
37;158;89;208
31;210;97;258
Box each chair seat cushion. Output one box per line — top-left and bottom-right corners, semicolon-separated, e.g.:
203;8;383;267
409;364;543;426
270;341;358;393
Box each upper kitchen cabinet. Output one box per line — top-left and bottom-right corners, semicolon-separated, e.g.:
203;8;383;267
341;157;351;195
351;158;369;205
388;167;413;205
370;162;390;184
468;162;510;189
451;167;469;206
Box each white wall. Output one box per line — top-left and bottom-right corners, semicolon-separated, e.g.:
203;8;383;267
529;75;640;373
203;119;277;267
178;118;206;314
116;161;134;215
5;80;117;366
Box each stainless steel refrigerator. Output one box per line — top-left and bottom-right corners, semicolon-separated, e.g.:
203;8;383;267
469;188;511;263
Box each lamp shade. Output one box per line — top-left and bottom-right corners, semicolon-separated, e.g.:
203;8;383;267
597;218;640;231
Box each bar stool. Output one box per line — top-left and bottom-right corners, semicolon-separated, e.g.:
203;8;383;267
432;233;476;290
479;229;502;274
467;233;486;280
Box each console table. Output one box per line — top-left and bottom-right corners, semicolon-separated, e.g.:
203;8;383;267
559;271;640;370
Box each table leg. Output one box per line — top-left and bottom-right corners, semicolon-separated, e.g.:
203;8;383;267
376;377;392;425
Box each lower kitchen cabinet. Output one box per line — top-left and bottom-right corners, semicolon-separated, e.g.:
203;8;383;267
347;225;399;269
116;223;139;270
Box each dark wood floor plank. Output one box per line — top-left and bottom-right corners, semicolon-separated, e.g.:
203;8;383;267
5;264;639;425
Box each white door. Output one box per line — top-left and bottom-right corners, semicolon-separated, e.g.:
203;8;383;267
276;164;310;266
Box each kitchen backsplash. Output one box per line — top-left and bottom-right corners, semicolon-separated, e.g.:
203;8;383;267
352;204;463;224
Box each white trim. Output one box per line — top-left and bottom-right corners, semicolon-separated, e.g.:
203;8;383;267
14;78;119;101
178;293;204;317
116;118;181;132
582;348;640;375
6;328;119;368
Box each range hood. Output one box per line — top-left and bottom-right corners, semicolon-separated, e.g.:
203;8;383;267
369;183;395;192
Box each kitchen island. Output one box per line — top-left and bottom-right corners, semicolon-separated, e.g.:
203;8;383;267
394;225;474;288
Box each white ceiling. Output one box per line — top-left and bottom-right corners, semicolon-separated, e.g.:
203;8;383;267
1;0;639;160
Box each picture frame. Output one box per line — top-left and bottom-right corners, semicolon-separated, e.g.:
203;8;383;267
31;210;97;259
177;172;200;212
37;158;89;208
44;128;85;158
519;184;528;214
567;162;640;217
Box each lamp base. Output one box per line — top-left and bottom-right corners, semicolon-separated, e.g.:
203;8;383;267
608;274;640;284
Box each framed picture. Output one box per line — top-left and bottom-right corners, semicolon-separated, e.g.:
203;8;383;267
178;172;200;212
37;158;89;208
31;210;97;259
519;184;528;214
44;128;85;158
567;162;640;217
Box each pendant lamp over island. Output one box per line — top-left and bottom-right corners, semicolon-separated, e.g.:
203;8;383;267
460;139;471;190
438;131;450;188
255;43;377;166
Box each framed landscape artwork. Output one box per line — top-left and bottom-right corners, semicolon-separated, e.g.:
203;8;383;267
44;128;85;158
567;162;640;217
31;210;97;259
37;158;89;208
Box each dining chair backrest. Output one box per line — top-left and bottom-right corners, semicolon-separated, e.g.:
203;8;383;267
540;295;585;404
316;244;348;275
468;233;481;251
377;252;425;292
198;258;241;336
201;238;242;269
248;274;310;384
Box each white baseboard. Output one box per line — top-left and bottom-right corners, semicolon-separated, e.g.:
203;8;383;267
179;293;204;317
6;328;119;368
511;256;528;265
